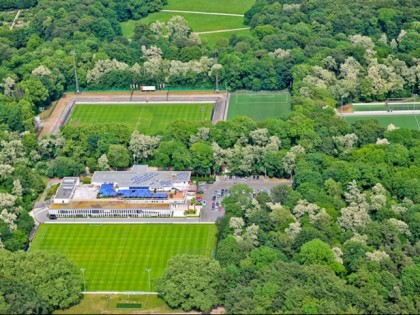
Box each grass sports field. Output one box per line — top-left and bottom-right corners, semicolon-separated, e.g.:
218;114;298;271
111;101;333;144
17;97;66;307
227;93;291;121
67;103;214;134
344;114;420;130
31;224;217;292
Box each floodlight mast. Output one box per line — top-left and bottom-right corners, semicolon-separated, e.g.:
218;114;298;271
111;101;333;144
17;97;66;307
80;268;86;292
71;50;80;94
146;268;151;292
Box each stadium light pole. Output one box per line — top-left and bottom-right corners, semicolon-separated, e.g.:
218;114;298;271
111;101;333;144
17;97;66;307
146;268;151;292
71;50;80;94
80;268;86;292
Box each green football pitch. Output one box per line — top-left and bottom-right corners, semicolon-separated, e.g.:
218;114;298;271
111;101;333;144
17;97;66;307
344;114;420;130
67;103;214;134
30;224;217;292
227;93;291;121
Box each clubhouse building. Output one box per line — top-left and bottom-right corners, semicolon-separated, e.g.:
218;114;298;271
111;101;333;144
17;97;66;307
50;165;195;218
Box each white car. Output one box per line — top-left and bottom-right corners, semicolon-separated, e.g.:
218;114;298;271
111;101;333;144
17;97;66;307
202;200;206;206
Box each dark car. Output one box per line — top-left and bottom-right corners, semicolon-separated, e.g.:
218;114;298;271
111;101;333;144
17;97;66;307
212;195;216;201
48;214;57;220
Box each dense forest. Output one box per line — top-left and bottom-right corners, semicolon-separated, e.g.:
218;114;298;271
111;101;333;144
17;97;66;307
0;0;419;313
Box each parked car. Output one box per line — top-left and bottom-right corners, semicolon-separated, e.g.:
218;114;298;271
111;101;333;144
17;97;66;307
48;214;57;220
212;195;216;201
202;200;206;206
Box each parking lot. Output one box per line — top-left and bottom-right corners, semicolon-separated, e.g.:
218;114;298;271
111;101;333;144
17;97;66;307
199;177;292;222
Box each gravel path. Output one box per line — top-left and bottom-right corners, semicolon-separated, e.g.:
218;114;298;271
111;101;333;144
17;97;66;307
195;27;250;34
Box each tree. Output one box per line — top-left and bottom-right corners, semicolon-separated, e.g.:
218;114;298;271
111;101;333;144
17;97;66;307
16;79;48;107
190;142;213;176
129;131;161;162
0;250;81;311
155;255;222;312
48;156;84;178
97;154;110;171
299;239;345;274
107;145;131;169
0;276;49;314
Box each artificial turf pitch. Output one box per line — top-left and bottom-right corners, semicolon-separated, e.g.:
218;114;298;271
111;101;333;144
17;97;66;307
344;114;420;130
67;103;214;134
30;224;217;292
227;93;291;121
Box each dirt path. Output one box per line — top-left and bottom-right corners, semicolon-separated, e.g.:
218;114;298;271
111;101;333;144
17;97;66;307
161;9;244;17
195;27;250;34
38;91;226;138
10;9;21;30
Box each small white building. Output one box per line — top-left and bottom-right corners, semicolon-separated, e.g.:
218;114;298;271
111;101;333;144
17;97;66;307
53;177;79;204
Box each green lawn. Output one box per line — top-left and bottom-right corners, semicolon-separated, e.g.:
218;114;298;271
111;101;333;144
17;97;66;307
164;0;255;14
31;224;217;292
67;103;214;135
121;12;245;38
228;93;292;121
344;114;420;130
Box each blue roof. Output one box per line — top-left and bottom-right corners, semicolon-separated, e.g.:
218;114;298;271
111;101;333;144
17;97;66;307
117;189;168;199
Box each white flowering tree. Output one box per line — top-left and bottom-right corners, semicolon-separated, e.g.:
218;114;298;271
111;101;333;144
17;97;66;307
283;145;305;179
141;45;163;59
98;154;110;171
0;77;15;97
338;181;371;230
333;133;358;154
129;131;161;162
86;59;129;83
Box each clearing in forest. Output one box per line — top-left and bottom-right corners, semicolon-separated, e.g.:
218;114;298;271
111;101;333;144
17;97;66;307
121;0;254;46
30;224;217;292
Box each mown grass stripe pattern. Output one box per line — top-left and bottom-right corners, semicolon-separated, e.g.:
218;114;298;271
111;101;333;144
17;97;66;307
227;93;291;121
67;103;214;135
30;224;217;291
